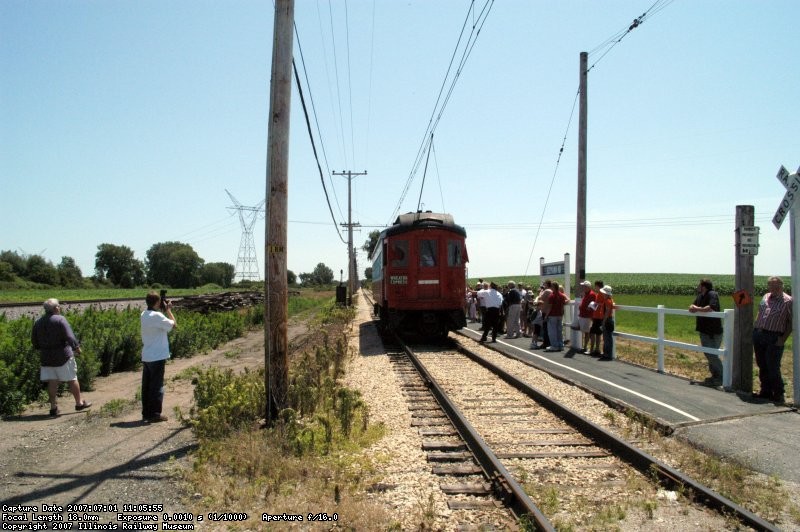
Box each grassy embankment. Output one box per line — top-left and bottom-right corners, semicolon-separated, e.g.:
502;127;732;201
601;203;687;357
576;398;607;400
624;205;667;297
180;292;397;528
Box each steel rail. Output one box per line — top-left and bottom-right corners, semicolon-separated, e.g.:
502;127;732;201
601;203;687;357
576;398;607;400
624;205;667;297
455;342;779;532
397;334;555;531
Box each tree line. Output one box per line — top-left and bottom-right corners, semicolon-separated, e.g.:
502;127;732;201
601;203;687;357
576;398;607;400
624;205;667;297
1;244;339;290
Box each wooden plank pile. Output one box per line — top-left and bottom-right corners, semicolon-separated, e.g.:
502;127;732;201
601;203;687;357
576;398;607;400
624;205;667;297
172;291;264;314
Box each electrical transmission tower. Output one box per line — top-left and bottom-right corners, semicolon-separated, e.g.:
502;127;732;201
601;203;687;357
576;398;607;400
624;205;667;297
225;189;266;282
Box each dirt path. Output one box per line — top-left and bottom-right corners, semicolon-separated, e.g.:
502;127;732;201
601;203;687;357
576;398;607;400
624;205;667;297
0;323;307;525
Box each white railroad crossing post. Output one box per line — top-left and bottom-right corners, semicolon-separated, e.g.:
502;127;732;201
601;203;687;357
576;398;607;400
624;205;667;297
773;165;800;404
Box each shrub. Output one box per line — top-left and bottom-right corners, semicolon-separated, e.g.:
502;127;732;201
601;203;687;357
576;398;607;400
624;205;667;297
0;360;26;416
0;317;41;414
189;367;266;439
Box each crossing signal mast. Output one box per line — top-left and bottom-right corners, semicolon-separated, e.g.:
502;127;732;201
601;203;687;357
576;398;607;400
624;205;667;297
225;189;266;282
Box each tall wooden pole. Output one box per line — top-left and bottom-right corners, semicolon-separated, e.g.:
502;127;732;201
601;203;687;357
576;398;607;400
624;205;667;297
732;205;755;393
334;170;366;304
575;52;588;290
265;0;294;425
348;172;354;301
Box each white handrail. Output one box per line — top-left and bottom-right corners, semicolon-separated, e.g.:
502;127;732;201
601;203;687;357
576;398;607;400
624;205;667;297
567;301;733;388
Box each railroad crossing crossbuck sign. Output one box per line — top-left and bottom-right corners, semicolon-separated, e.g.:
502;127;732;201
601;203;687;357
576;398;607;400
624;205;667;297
773;165;800;229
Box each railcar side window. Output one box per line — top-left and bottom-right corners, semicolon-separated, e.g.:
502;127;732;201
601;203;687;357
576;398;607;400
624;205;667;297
390;240;408;268
419;239;437;267
447;240;462;266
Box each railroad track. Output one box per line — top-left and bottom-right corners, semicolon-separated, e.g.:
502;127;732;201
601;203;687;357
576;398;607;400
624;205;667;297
419;340;780;530
360;290;779;530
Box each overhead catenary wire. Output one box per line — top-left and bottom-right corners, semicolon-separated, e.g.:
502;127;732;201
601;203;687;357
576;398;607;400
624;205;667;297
586;0;676;72
522;0;676;276
432;139;446;214
416;133;434;213
523;87;581;277
388;0;495;225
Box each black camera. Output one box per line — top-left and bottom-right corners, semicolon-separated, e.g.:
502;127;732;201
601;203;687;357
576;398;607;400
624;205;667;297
159;289;168;312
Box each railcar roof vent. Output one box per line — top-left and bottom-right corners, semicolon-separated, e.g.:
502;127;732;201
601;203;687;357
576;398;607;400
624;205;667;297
395;211;455;227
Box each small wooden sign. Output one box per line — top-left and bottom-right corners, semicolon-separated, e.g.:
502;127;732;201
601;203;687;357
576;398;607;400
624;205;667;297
733;289;752;307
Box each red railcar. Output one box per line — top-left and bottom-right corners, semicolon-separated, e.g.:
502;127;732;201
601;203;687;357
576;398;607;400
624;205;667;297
370;211;468;338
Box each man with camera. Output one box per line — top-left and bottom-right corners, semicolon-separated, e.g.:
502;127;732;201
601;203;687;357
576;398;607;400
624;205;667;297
140;290;177;423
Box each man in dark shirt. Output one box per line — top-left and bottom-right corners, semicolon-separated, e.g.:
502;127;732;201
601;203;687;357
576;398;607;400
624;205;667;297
504;281;522;338
689;279;724;387
31;298;91;416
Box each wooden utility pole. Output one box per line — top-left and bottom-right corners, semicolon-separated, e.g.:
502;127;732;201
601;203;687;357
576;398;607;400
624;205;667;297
575;52;588;290
732;205;755;392
265;0;294;425
334;170;366;304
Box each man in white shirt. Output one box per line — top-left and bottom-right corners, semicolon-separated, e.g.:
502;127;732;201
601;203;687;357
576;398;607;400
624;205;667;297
479;282;504;343
476;282;489;330
140;291;177;423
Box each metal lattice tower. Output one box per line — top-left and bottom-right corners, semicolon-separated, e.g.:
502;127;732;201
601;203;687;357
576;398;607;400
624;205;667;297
226;189;266;282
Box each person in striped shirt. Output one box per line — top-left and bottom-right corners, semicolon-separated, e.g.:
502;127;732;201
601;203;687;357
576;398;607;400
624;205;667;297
752;276;793;403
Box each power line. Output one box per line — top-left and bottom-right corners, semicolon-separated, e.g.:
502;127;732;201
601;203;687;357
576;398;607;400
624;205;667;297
296;14;345;221
522;0;676;276
523;87;581;277
470;214;776;231
364;0;376;167
587;0;676;72
292;57;347;244
344;0;356;167
328;0;349;169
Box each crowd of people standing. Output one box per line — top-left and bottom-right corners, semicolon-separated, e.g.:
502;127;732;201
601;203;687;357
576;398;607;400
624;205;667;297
465;278;616;359
466;275;794;401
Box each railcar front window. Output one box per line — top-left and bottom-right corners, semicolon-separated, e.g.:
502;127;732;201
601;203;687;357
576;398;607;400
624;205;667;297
419;239;437;267
391;240;408;268
447;240;462;266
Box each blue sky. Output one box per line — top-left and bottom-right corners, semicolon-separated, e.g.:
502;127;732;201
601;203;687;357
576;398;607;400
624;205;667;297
2;0;798;283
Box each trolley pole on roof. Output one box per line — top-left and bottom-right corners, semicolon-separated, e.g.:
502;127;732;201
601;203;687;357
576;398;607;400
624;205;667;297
265;0;294;426
575;51;588;290
335;170;367;303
